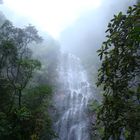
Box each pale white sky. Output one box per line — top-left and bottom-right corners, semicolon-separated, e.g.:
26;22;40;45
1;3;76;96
0;0;102;38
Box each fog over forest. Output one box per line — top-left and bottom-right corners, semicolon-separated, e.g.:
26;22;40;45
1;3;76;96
1;0;136;68
0;0;139;140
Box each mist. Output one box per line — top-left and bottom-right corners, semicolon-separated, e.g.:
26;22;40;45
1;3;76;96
59;0;136;54
0;1;136;58
0;0;139;140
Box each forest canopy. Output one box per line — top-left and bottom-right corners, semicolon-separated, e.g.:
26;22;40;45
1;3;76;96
0;17;58;140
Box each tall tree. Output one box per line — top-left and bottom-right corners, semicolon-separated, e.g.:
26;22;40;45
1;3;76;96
0;17;56;140
97;3;140;140
0;20;42;108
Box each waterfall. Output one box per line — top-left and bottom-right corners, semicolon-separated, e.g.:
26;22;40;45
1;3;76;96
53;53;93;140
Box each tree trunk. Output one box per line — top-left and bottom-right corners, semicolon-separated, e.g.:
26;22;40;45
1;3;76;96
19;90;22;108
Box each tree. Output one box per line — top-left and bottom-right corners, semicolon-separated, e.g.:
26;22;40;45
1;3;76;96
0;20;44;139
23;85;56;140
0;18;57;140
0;20;42;108
97;3;140;140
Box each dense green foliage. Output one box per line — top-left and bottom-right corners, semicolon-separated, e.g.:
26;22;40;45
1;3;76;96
0;18;56;140
97;3;140;140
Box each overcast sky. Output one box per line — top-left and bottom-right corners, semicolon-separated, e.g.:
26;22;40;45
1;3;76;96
0;0;102;38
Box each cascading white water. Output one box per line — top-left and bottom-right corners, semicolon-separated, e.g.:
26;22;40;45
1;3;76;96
54;53;93;140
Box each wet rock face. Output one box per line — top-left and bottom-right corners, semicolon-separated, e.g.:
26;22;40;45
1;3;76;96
53;53;93;140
